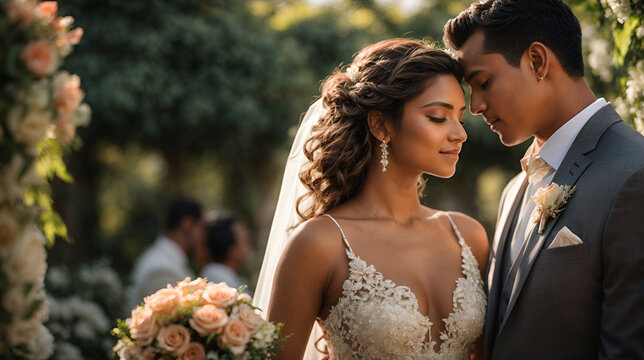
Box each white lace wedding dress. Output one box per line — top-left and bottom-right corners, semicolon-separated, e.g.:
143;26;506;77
317;213;486;360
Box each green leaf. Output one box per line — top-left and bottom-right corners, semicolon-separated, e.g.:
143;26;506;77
614;16;639;66
40;209;71;245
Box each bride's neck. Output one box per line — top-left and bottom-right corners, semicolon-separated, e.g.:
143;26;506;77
351;163;423;223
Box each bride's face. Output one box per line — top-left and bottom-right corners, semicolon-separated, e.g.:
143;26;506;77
388;74;467;178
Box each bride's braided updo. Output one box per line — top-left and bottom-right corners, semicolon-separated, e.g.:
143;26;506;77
297;38;463;222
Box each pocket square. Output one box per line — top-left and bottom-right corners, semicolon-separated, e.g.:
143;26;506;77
548;226;582;249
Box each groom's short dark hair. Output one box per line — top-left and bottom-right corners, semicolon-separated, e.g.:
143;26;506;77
443;0;584;78
164;197;202;231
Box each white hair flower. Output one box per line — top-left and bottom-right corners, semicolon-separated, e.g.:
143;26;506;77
346;64;361;83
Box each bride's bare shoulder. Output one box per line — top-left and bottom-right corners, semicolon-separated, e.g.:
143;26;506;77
445;211;489;269
284;216;347;263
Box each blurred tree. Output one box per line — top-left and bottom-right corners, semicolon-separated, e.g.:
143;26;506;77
52;0;311;268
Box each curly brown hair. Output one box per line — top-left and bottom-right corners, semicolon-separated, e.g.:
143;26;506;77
296;38;463;223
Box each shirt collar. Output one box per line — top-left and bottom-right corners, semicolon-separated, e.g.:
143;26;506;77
534;98;607;170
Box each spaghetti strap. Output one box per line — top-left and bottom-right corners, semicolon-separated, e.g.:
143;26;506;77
322;214;353;252
444;212;466;246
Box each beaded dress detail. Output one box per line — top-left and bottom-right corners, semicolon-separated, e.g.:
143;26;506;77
317;213;486;360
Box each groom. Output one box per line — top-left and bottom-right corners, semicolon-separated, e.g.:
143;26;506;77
444;0;644;358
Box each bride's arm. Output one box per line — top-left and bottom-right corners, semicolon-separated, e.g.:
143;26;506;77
268;219;340;360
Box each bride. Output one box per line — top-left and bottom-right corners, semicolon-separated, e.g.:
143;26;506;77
254;38;488;360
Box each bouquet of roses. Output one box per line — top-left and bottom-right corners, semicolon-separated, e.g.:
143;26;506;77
112;278;284;360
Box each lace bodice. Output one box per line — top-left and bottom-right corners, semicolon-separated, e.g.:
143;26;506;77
317;213;486;360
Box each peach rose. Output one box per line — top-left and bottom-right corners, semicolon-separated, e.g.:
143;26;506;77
53;72;84;114
37;1;57;20
66;27;84;45
180;342;205;360
144;286;181;316
142;346;157;360
236;304;264;332
156;324;190;355
5;0;36;25
202;283;237;308
188;304;228;336
54;114;76;143
180;289;204;307
220;318;250;355
128;306;159;346
21;40;58;77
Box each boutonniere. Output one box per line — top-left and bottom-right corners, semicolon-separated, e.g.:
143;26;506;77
531;183;576;233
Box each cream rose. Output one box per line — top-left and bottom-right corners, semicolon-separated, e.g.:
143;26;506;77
188;304;228;336
23;325;54;360
542;183;566;209
176;277;208;296
128;306;159;346
9;107;52;146
0;209;19;246
202;283;237;308
21;39;58;77
74;103;91;127
144;287;181;316
237;293;252;303
2;285;28;316
156;324;191;355
6;318;40;347
6;226;47;285
53;72;84;114
237;304;264;332
25;79;50;109
180;342;206;360
0;153;26;204
220;318;250;355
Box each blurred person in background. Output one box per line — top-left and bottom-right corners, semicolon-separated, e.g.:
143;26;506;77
197;212;252;291
128;197;205;309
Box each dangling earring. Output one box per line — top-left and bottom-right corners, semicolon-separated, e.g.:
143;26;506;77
380;139;389;172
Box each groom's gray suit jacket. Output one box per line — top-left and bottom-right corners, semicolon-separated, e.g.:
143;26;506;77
485;105;644;359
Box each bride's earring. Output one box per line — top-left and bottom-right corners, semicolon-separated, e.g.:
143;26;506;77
380;139;389;172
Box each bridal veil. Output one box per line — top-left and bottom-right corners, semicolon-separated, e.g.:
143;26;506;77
253;99;325;360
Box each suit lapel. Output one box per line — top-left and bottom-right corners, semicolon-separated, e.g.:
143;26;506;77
488;173;528;291
484;173;527;357
496;104;621;334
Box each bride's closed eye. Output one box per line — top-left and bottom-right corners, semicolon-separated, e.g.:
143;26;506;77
480;79;490;90
428;116;447;123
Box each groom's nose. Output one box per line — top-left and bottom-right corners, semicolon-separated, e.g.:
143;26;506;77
469;91;487;116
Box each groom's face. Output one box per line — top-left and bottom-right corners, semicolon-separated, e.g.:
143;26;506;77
457;30;545;146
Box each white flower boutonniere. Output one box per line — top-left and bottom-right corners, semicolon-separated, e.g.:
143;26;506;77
531;183;576;233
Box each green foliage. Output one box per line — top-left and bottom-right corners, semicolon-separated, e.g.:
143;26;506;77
614;15;640;66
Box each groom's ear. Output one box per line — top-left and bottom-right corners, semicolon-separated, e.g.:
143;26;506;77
367;110;391;142
526;41;550;81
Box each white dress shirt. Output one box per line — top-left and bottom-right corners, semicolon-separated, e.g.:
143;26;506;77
128;236;194;310
509;98;607;262
200;262;242;289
